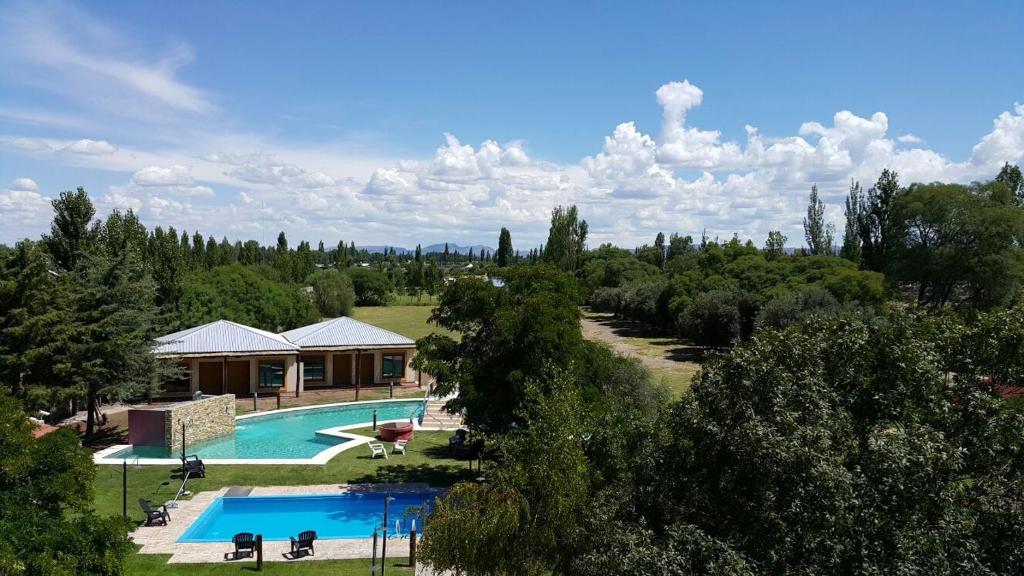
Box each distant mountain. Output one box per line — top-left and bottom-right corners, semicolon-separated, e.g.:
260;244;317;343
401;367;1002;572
355;243;494;255
357;245;412;255
424;243;494;255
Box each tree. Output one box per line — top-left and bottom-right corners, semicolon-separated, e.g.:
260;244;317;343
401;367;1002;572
308;269;356;317
543;205;588;271
65;251;165;435
995;162;1023;205
496;228;514;267
176;265;318;331
348;267;393;306
44;187;96;271
413;265;584;434
654;232;666;269
803;184;834;256
763;231;787;260
421;372;590;576
647;311;1024;574
0;393;133;574
840;179;862;261
858;169;900;272
890;181;1024;310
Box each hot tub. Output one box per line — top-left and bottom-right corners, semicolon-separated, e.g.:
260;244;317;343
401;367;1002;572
378;421;414;442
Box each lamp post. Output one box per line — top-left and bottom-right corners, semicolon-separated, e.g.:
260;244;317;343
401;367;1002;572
381;493;395;576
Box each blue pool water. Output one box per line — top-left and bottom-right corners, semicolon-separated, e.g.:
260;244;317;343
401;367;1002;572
179;493;435;542
111;400;423;460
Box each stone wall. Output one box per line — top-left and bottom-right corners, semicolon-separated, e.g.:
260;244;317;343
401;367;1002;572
165;394;236;454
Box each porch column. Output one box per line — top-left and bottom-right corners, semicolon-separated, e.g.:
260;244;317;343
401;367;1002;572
297;357;304;397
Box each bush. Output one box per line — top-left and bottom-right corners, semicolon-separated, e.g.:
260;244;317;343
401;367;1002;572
679;289;757;346
756;287;839;330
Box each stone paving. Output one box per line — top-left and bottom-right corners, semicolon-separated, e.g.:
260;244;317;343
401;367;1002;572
131;483;431;564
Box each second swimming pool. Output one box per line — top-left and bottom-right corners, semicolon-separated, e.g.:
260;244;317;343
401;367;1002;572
109;400;423;460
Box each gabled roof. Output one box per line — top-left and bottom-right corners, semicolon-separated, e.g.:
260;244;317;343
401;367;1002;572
154;320;299;356
280;316;415;349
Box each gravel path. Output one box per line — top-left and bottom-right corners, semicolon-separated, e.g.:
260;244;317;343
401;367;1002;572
580;315;696;371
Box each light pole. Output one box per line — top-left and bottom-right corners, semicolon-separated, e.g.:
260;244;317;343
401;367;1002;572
381;493;395;576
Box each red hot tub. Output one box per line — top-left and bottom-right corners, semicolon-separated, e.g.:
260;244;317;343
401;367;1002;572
379;421;414;442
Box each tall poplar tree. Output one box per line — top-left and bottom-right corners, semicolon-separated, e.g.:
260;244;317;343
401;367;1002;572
803;184;835;256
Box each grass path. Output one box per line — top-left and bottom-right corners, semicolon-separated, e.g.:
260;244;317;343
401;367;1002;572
581;310;702;397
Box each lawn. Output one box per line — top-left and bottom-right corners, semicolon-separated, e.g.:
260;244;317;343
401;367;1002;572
352;305;457;341
126;554;413;575
95;429;471;523
581;310;703;398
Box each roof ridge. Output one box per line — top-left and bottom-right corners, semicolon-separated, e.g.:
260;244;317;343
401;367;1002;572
221;319;298;349
291;317;342;343
342;316;414;342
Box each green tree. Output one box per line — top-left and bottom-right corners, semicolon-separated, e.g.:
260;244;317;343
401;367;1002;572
413;265;584;433
995;162;1023;205
421;371;590;576
176;265;318;331
763;230;787;260
891;181;1024;310
543;205;588;271
803;184;834;255
496;227;514;267
348;267;393;306
0;393;133;574
840;179;862;261
308;269;355;317
65;251;164;435
858;169;900;272
44;187;96;271
649;311;1024;574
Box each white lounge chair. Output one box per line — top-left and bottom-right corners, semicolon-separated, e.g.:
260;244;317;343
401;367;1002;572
393;439;407;455
369;442;388;459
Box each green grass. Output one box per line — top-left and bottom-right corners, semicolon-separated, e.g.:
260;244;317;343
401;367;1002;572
126;553;413;575
581;310;703;398
97;430;470;524
649;365;702;398
352;305;456;341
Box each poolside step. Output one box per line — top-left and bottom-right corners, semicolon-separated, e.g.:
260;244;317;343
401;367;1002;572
224;486;253;497
421;400;463;430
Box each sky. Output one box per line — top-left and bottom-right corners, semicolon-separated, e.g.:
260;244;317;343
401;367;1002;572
1;0;1023;249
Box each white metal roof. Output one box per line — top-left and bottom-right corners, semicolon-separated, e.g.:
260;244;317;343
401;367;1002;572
280;316;415;349
153;320;300;356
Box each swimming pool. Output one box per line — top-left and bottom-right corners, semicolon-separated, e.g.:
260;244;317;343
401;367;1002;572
105;400;423;461
179;492;435;542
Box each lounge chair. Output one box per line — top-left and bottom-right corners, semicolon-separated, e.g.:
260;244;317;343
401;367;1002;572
449;428;468;457
290;530;317;557
181;454;206;478
369;442;388;459
139;498;170;526
232;532;255;559
393;439;408;455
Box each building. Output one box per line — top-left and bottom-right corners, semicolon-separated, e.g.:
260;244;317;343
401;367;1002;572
152;317;416;397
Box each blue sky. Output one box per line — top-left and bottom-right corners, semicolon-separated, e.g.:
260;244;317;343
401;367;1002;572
1;0;1022;248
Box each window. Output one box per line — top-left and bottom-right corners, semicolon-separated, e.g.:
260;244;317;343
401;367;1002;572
302;355;325;381
258;361;285;387
382;354;405;379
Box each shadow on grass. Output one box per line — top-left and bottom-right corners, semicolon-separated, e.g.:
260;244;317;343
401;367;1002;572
349;463;474;486
591;315;707;363
78;424;128;449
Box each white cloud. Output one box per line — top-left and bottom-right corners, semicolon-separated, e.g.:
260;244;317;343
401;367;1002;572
8;177;38;192
132;165;193;187
61;138;117;155
897;133;923;144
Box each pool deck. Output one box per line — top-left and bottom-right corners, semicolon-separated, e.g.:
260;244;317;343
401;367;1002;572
132;483;437;564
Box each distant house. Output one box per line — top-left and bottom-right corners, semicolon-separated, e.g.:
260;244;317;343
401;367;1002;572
152;317;416;398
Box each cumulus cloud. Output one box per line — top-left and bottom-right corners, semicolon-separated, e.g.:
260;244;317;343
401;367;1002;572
8;177;38;192
211;152;336;188
897;133;923;144
9;136;117;155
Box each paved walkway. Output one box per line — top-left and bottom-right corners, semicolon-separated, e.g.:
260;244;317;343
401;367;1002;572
131;483;433;564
